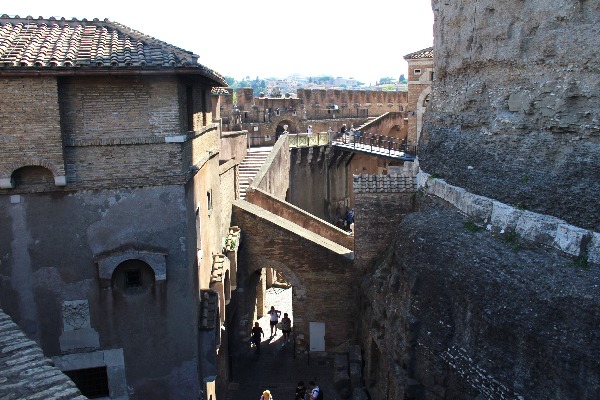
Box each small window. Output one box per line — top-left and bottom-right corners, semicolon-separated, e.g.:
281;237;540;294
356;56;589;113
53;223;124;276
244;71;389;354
414;69;422;74
126;270;142;288
186;86;194;131
207;190;213;212
430;71;434;81
64;367;109;399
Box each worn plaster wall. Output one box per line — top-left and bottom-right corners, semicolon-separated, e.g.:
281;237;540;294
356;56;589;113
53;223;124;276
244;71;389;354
420;0;600;230
0;186;199;399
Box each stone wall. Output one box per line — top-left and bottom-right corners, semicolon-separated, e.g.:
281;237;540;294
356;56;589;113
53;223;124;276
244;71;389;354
289;146;352;222
420;0;600;230
245;187;354;249
219;131;248;162
0;186;199;399
249;135;290;200
359;204;600;400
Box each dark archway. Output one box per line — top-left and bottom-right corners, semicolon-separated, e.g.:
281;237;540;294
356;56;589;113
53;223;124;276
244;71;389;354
11;166;55;191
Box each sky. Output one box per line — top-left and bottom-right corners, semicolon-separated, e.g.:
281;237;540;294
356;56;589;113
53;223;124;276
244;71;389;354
4;0;434;85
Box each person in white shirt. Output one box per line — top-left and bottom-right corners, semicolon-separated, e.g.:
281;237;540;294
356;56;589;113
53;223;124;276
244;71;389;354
267;306;281;337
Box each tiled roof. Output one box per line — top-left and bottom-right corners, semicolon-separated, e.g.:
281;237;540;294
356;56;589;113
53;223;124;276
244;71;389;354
0;15;226;85
211;87;233;95
353;174;416;193
403;46;434;60
0;309;88;400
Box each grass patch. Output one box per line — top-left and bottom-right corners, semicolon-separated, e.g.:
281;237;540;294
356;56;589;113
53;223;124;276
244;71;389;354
516;202;526;211
502;228;521;252
519;176;529;183
464;220;484;232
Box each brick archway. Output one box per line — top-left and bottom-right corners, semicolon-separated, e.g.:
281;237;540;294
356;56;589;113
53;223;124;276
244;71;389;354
1;159;66;188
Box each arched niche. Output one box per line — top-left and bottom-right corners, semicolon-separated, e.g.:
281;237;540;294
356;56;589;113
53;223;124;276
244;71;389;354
1;161;66;189
96;250;167;288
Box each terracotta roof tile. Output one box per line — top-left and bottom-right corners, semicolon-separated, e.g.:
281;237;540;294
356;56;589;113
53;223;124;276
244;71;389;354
0;15;226;85
403;46;434;60
0;309;87;400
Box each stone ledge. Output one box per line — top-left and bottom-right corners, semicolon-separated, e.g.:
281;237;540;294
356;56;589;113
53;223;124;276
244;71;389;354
417;166;599;263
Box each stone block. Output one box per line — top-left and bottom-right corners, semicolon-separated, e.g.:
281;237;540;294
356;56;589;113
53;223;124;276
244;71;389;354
349;362;362;391
516;211;565;247
552;224;589;256
59;328;100;353
491;201;522;231
107;365;129;399
588;232;600;265
416;169;430;189
348;345;362;365
454;191;493;222
508;91;532;113
53;351;104;371
103;348;125;367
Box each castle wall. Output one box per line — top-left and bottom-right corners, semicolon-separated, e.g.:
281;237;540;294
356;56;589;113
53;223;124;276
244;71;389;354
359;203;600;399
0;72;227;399
420;0;600;230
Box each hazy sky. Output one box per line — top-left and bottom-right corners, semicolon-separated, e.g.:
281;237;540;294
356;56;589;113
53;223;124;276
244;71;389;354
4;1;434;85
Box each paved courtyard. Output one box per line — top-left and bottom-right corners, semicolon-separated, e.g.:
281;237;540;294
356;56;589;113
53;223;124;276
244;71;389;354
225;287;340;400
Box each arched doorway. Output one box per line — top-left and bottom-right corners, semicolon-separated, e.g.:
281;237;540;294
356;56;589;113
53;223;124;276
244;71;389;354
276;119;294;136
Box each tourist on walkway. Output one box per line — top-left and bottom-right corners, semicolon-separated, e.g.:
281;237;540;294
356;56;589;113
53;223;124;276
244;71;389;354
295;381;307;400
307;125;313;134
281;313;292;342
267;306;281;336
251;322;264;354
308;381;321;399
260;389;272;399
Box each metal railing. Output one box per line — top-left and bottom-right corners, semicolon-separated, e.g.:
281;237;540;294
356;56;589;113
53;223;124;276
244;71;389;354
288;132;330;148
338;132;418;158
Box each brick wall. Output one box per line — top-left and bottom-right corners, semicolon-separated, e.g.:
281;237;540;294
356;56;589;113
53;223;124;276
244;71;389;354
59;76;181;140
0;77;65;178
232;201;356;353
353;192;416;272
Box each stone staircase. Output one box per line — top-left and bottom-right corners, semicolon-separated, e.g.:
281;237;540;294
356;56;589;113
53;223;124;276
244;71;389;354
239;147;272;200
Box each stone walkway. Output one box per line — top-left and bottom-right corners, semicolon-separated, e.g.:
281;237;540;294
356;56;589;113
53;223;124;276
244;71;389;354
225;287;340;400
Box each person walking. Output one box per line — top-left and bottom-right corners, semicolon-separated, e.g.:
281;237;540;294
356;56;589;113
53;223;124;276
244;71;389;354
281;313;292;342
308;381;321;399
295;381;307;400
267;306;281;337
251;322;264;354
260;389;273;399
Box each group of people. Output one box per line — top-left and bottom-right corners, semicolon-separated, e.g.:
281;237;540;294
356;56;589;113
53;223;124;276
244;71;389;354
251;306;293;354
259;381;322;400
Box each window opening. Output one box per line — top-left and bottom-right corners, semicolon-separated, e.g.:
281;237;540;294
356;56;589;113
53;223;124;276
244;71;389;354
126;270;142;288
64;367;109;399
207;190;213;213
414;68;421;74
186;86;194;131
